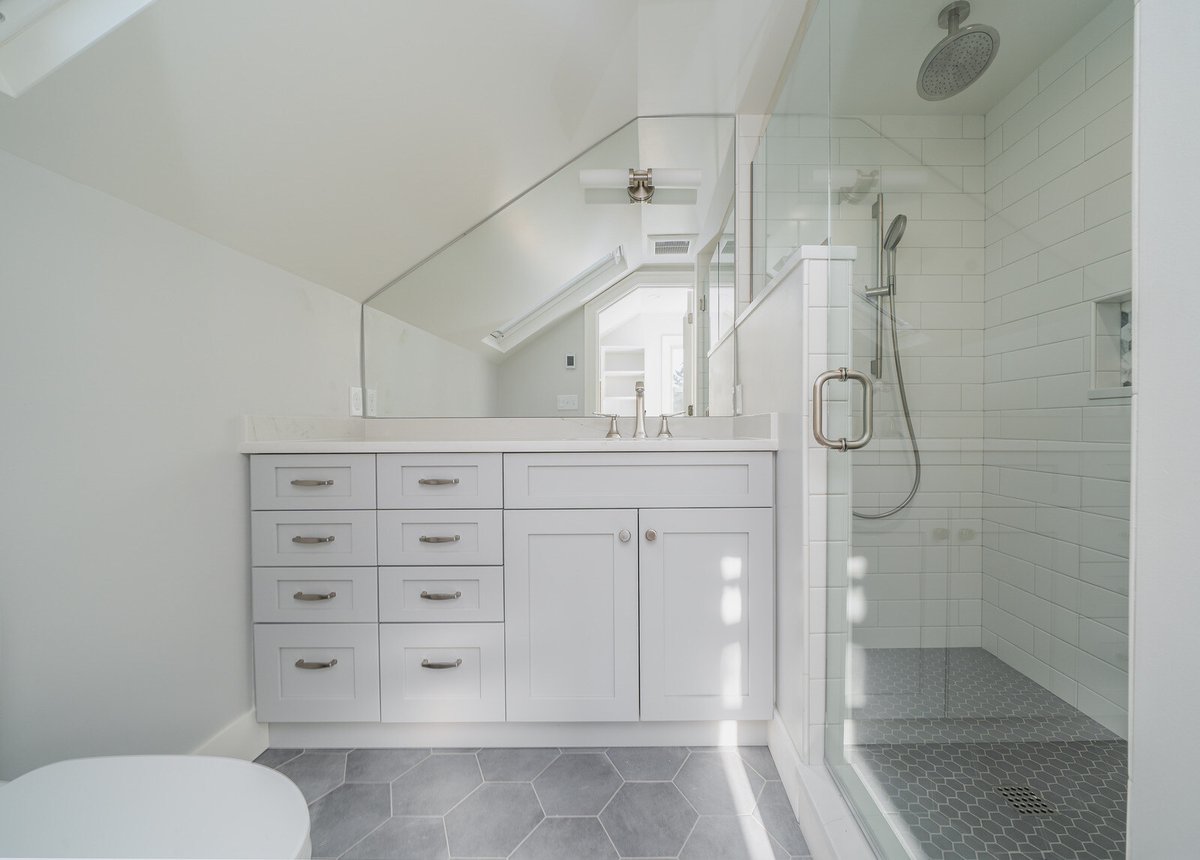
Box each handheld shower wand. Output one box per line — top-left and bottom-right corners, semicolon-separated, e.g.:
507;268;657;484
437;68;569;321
856;206;920;520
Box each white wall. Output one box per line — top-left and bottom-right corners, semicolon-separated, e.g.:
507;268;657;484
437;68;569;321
1128;0;1200;853
0;150;362;779
497;309;585;416
363;307;500;417
980;0;1133;736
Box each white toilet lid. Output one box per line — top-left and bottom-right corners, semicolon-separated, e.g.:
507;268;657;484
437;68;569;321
0;755;311;859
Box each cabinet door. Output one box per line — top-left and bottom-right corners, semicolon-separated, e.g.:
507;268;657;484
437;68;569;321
505;509;639;721
639;507;774;720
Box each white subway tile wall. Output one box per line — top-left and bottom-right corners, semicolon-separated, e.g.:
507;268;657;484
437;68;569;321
980;0;1132;737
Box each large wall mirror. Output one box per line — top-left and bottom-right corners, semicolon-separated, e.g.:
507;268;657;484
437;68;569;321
363;115;735;418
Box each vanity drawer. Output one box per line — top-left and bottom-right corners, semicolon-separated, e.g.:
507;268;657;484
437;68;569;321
377;454;502;509
379;623;505;722
377;510;503;565
251;511;377;567
250;455;376;510
504;452;775;508
254;623;380;722
379;567;503;622
253;567;378;623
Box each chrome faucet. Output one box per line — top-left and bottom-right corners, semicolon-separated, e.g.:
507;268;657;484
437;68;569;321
633;380;647;439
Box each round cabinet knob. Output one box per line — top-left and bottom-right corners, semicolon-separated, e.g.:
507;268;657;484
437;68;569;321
618;529;631;543
645;529;658;542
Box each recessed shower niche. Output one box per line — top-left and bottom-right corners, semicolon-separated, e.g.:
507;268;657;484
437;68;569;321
1092;291;1133;397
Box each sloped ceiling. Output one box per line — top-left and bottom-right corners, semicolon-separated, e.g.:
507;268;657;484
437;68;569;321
0;0;640;301
0;0;800;303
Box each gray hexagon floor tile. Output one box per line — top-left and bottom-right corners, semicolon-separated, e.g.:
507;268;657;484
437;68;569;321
340;817;448;860
533;752;622;815
738;747;781;780
600;782;698;858
392;754;482;816
674;751;765;815
346;749;430;783
477;748;559;781
277;751;346;803
680;815;788;860
254;748;303;769
605;746;689;780
307;783;390;859
753;783;811;856
444;783;544;858
510;817;617;860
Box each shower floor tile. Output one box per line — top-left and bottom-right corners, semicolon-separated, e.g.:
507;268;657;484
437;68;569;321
844;647;1126;859
256;745;813;860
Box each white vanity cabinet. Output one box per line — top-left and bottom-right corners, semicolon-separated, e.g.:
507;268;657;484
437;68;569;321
504;509;640;722
248;449;775;730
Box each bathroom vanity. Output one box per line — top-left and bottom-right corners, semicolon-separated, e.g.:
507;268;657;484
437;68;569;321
244;418;777;744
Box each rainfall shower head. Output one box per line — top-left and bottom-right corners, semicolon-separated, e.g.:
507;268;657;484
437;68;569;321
917;1;1000;101
883;214;907;251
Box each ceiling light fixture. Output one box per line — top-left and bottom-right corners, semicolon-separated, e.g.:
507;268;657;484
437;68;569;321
579;168;701;204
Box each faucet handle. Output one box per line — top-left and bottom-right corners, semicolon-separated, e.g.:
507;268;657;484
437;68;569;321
593;412;621;439
656;411;686;439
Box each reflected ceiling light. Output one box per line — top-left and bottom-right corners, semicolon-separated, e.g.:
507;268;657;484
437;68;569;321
579;168;701;203
488;247;625;344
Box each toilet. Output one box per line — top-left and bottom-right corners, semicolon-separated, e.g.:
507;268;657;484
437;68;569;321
0;755;311;859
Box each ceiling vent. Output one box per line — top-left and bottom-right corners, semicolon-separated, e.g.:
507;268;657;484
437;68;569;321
650;235;695;257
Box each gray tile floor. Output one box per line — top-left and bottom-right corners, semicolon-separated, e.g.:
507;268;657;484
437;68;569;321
255;746;812;860
845;648;1127;859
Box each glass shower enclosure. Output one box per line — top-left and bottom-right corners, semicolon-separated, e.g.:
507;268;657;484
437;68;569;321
754;0;1133;855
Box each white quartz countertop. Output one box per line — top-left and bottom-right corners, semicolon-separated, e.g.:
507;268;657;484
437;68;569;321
239;414;779;453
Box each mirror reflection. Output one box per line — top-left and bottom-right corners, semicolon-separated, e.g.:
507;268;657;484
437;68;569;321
364;116;735;417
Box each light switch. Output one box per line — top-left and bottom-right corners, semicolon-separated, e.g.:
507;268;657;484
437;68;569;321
366;389;378;417
557;394;578;411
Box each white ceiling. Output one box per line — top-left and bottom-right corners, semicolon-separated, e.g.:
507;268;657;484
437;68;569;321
0;0;795;303
826;0;1116;116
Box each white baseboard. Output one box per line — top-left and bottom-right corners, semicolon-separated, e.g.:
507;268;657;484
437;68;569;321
767;711;876;860
268;720;769;749
192;709;269;761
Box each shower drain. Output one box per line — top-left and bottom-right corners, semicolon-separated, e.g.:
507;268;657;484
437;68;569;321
995;784;1057;815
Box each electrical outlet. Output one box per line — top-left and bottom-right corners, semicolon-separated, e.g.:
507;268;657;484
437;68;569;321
556;394;578;411
366;389;378;417
733;384;744;415
349;386;364;416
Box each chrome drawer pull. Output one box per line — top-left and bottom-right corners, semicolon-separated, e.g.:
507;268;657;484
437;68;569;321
295;658;338;670
419;535;461;544
292;535;336;544
421;658;463;669
290;479;334;487
420;590;462;601
293;591;337;601
418;478;461;486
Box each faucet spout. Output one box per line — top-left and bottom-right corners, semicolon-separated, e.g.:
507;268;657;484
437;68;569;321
633;380;647;439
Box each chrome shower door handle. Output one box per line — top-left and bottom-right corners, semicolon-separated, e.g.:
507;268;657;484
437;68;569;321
812;367;874;451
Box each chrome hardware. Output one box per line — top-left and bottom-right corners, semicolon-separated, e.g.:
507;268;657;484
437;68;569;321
419;535;461;544
295;658;338;670
812;367;874;451
633;380;647;439
656;411;685;439
292;535;335;544
420;590;463;601
290;479;334;487
593;412;621;439
421;658;463;669
293;591;336;601
618;529;631;543
418;478;461;486
645;529;658;541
